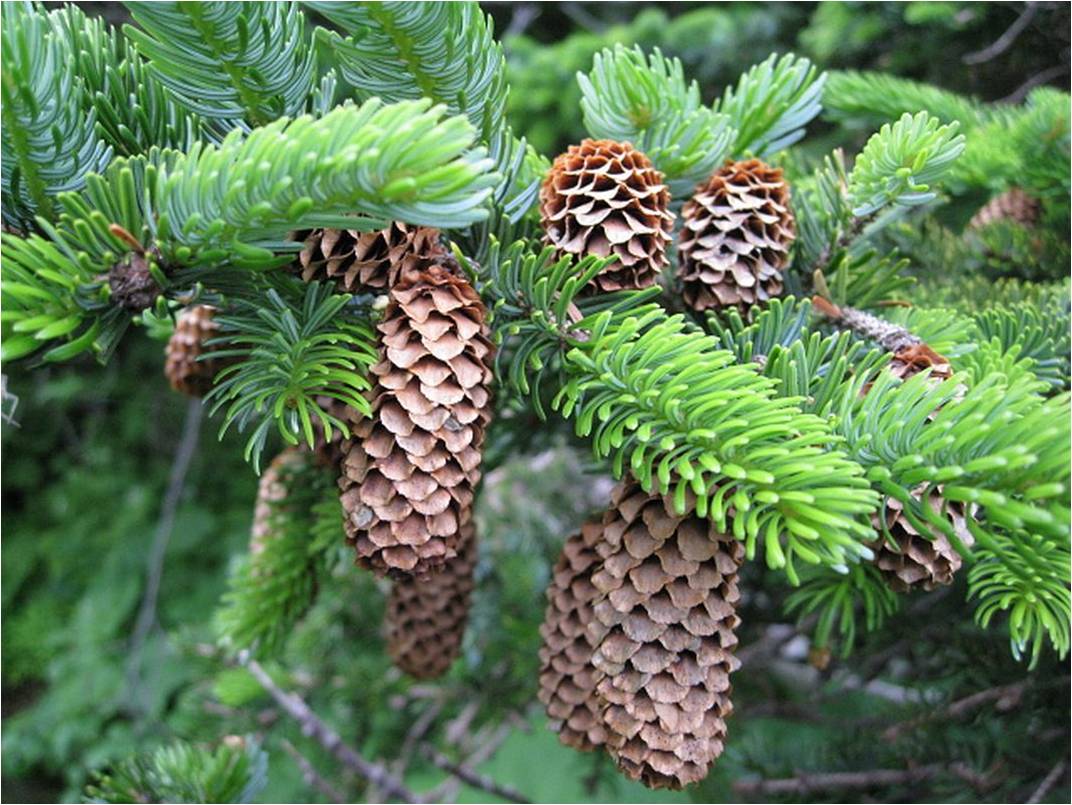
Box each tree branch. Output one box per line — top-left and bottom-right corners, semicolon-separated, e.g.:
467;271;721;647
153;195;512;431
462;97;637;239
280;739;346;804
1028;758;1067;804
963;2;1040;65
239;653;423;804
881;680;1028;740
421;746;530;804
733;764;945;796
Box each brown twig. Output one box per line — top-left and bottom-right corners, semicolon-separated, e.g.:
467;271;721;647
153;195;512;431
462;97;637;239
280;739;346;804
733;764;945;796
240;654;423;803
422;746;530;804
428;719;517;802
881;681;1027;741
1028;758;1067;804
963;2;1039;64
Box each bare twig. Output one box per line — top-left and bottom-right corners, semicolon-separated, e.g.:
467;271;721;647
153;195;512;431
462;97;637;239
428;719;516;802
1000;63;1070;104
280;739;346;804
1028;758;1067;804
240;654;423;803
733;764;945;796
882;681;1028;740
422;746;530;804
504;2;539;38
963;2;1039;64
126;398;204;712
1;374;19;426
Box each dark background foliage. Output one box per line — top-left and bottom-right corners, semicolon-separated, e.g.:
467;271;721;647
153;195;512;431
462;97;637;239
3;3;1070;803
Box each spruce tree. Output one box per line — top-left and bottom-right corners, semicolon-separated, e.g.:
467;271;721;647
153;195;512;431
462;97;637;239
2;2;1068;802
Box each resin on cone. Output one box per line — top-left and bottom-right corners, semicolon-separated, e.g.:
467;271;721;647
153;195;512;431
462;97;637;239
540;139;673;292
677;159;796;312
386;524;477;679
339;257;494;578
538;521;608;752
296;222;446;293
968;187;1040;230
589;480;744;790
870;490;974;593
164;304;226;398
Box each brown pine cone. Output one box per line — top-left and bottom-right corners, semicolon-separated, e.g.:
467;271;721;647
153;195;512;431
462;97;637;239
110;250;162;311
678;159;795;312
870;490;974;593
339;261;494;578
164;304;226;398
589;481;744;790
968;187;1040;230
295;222;446;292
538;521;608;752
386;524;478;679
540;139;673;293
250;447;311;557
307;395;356;471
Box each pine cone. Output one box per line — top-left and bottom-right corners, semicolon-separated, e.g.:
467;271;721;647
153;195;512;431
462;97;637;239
339;261;494;578
540;139;673;292
538;521;608;752
307;395;356;470
589;481;743;790
870;490;974;593
295;222;446;292
110;250;161;311
968;187;1040;230
677;159;796;312
164;305;226;398
250;447;310;557
386;524;477;679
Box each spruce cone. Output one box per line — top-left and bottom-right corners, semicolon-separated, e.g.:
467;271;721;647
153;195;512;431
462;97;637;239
109;250;161;311
677;159;796;312
870;490;974;593
164;305;225;397
308;395;355;470
339;261;494;578
589;481;743;790
250;448;309;557
968;187;1040;230
540;139;673;292
538;521;608;752
386;524;477;679
296;222;447;292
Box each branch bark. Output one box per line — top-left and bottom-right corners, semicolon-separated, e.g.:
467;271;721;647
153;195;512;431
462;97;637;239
733;764;945;796
1028;758;1067;804
240;654;423;803
280;739;346;804
421;746;530;804
963;2;1040;64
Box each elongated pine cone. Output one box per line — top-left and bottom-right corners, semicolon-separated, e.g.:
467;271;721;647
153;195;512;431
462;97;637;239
386;524;477;678
296;222;447;292
540;139;673;292
589;481;744;790
538;521;608;752
339;261;494;578
870;490;974;593
677;159;795;312
968;187;1039;230
165;305;226;397
250;447;310;557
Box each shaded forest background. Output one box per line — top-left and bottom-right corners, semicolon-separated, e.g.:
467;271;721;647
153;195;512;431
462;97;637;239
3;2;1070;802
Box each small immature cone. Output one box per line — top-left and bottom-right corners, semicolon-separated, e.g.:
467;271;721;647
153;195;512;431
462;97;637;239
968;187;1039;230
110;250;161;311
677;159;796;312
339;259;494;578
296;222;446;292
540;139;673;292
589;481;744;790
537;521;608;752
386;524;478;678
164;304;225;398
870;490;974;593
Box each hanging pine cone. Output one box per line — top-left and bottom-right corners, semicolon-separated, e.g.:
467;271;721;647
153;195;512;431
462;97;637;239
338;260;494;578
250;447;309;557
677;159;796;312
386;524;477;679
538;521;607;752
870;490;974;593
307;395;356;470
164;304;226;398
540;139;673;292
968;187;1040;230
589;480;743;790
295;222;447;293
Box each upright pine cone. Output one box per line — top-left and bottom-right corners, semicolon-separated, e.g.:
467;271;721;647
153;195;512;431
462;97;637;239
339;260;494;578
968;187;1040;230
677;159;796;312
540;139;673;292
870;490;974;593
589;481;743;790
386;524;477;679
295;222;446;292
164;305;225;398
538;521;607;752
